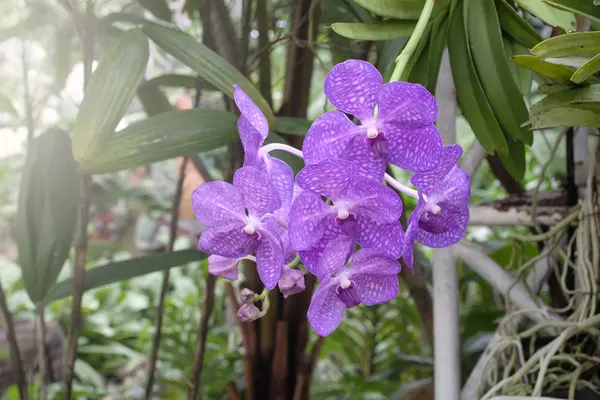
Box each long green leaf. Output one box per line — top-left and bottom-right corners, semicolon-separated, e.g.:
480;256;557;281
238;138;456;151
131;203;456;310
511;54;576;83
72;28;149;163
530;84;600;114
571;53;600;84
147;73;197;88
82;109;238;174
352;0;424;19
137;80;172;116
514;0;576;31
504;37;533;95
496;0;542;48
531;32;600;58
543;0;600;23
275;117;312;136
44;249;207;303
138;0;171;21
142;22;276;127
498;138;527;181
525;106;600;128
331;21;416;40
466;0;532;145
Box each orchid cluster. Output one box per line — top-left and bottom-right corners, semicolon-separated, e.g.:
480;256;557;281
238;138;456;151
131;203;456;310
192;60;470;337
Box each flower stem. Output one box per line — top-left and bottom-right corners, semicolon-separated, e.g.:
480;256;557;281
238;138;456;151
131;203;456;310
261;143;304;158
384;173;419;198
389;0;435;82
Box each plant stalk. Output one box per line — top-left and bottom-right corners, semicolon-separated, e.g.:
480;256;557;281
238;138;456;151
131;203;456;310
37;305;48;400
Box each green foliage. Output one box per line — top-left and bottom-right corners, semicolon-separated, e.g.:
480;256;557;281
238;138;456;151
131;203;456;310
331;21;416;41
15;128;79;304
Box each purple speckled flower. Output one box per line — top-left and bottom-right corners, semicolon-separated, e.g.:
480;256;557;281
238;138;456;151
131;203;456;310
192;166;285;289
288;159;404;276
207;255;242;281
403;145;470;269
234;85;294;209
302;60;443;181
307;248;401;336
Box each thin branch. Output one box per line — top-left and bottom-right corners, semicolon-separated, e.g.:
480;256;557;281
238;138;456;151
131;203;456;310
187;274;216;400
37;306;48;400
0;280;29;400
239;0;253;75
256;0;272;105
144;157;188;399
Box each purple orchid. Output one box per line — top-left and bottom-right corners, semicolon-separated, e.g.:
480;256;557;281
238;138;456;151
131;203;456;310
234;85;294;209
207;255;243;281
288;158;404;275
278;268;306;297
307;248;401;337
192;166;285;289
403;145;471;269
302;60;443;181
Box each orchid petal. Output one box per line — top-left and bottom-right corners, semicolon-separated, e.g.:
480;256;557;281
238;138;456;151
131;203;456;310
348;177;403;223
307;278;346;337
377;81;437;127
302;111;357;165
288;191;330;250
234;85;268;138
298;216;345;275
357;217;404;258
265;156;294;209
344;135;387;181
256;225;285;289
411;144;463;192
198;228;250;258
416;208;469;248
352;274;399;305
296;159;357;200
386;124;443;173
208;255;240;281
324;60;382;123
315;235;356;279
233;166;281;216
349;248;401;276
192;182;245;231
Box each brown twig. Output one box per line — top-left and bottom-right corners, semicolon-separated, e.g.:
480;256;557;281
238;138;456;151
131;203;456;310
36;305;48;400
0;281;29;400
187;274;216;400
256;0;272;106
144;157;188;399
292;335;325;400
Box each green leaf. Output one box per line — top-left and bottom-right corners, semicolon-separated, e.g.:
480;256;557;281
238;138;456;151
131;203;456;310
496;0;542;48
82;109;238;174
137;80;172;116
571;53;600;84
331;20;416;40
15;128;79;304
275;117;312;136
138;0;172;21
147;73;197;88
448;2;507;154
530;84;600;114
466;0;532;145
498;138;526;180
0;93;18;117
531;32;600;58
543;0;600;23
72;28;149;163
44;249;207;303
142;22;276;127
504;37;533;95
525;106;600;128
351;0;424;19
514;0;576;31
511;54;576;83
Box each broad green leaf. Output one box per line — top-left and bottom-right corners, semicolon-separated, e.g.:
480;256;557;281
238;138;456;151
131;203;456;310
82;109;238;174
525;106;600;128
544;0;600;23
15;128;79;304
351;0;424;19
142;22;276;127
275;117;312;136
504;37;533;95
138;0;171;21
498;138;526;180
72;29;149;163
514;0;576;31
44;249;207;303
137;80;172;116
448;2;507;154
466;0;532;145
531;32;600;58
0;93;18;117
511;54;576;83
530;84;600;114
331;20;416;40
571;53;600;84
497;0;542;48
147;73;197;88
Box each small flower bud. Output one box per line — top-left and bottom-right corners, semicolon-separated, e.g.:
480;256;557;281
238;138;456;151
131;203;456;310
240;288;256;304
278;268;306;298
237;303;261;322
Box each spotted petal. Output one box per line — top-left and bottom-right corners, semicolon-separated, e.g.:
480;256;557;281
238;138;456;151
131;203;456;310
256;225;285;289
357;217;404;258
352;274;399;305
238;116;264;167
416;208;469;248
348;177;403;223
386;123;443;173
192;182;245;231
349;248;401;276
433;166;471;211
234;85;269;138
233;166;281;217
307;278;346;337
344;135;387;181
296;158;357;200
265;156;294;209
208;255;240;281
288;191;330;250
377;81;438;127
198;228;249;258
315;235;356;279
402;203;426;271
298;216;345;275
302;111;357;165
411;145;463;192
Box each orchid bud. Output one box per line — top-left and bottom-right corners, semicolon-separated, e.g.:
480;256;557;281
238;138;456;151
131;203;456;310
278;269;306;298
237;303;261;322
240;288;256;304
